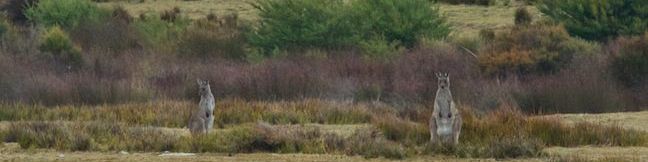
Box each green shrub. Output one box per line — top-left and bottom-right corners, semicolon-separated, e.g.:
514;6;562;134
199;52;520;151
514;7;532;26
133;13;189;49
350;0;450;48
248;0;449;57
538;0;648;41
248;0;353;54
25;0;106;29
611;33;648;87
39;26;83;69
358;36;404;62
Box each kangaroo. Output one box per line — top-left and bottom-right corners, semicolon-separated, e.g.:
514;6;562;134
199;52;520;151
429;73;462;145
188;79;215;135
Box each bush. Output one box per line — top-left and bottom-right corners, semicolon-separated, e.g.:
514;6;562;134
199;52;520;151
514;7;532;26
478;24;592;76
69;7;140;52
513;63;627;113
610;33;648;87
538;0;648;41
25;0;106;29
349;0;450;48
39;26;83;69
133;13;189;49
248;0;449;56
478;48;535;76
177;17;246;59
358;36;404;62
248;0;354;54
0;0;39;25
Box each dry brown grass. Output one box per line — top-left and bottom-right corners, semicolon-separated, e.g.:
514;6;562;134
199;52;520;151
0;142;547;162
97;0;259;22
545;146;648;162
0;99;373;127
540;111;648;132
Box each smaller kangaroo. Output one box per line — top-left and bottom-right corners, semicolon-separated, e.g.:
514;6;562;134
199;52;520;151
429;73;462;145
188;79;215;135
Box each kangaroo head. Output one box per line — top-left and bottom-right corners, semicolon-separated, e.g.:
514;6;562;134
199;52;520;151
436;73;450;90
196;79;211;96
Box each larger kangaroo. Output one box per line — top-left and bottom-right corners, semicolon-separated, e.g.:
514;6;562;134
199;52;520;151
429;73;462;145
188;79;215;135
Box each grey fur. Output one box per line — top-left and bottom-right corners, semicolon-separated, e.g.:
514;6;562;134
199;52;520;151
429;73;462;145
188;79;215;135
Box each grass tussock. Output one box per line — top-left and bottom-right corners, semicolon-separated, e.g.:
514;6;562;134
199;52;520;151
0;121;408;159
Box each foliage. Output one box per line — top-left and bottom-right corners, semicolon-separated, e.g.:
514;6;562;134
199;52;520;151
133;13;189;49
39;26;83;69
478;24;596;76
248;0;354;54
349;0;450;48
248;0;449;57
25;0;106;29
538;0;648;41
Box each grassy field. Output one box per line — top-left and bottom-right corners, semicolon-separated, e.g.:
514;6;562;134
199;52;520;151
98;0;541;37
540;111;648;132
2;110;648;161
